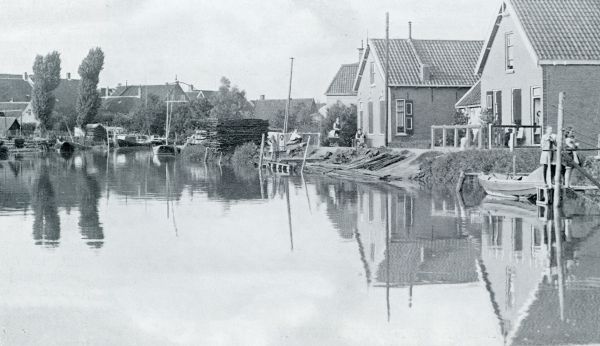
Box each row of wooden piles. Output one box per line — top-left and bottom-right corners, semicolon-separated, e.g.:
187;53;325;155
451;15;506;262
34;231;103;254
196;118;269;152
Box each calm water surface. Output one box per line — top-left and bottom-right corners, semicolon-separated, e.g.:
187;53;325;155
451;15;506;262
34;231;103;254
0;150;599;345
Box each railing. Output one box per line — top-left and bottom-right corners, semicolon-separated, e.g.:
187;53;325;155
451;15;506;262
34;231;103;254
488;124;541;149
431;125;483;149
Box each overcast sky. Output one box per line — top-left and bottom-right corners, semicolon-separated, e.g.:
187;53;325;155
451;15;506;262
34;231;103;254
2;0;500;101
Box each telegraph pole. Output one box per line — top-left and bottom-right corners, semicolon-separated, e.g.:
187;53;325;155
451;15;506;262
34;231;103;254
284;57;294;134
384;13;390;146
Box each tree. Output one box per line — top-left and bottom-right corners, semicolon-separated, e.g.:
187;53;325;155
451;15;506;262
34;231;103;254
210;77;253;119
131;94;165;135
321;102;357;146
32;51;61;133
170;98;213;137
76;47;105;128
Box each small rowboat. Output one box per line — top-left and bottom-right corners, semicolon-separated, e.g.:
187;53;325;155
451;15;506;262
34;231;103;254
478;167;545;200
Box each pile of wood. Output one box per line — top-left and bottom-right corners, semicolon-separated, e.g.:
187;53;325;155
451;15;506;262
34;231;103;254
196;118;269;152
346;151;409;171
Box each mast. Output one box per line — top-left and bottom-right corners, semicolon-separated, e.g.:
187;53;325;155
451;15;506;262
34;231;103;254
284;57;294;134
384;13;390;146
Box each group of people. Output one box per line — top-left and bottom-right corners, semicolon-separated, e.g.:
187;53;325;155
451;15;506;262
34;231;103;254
540;126;580;187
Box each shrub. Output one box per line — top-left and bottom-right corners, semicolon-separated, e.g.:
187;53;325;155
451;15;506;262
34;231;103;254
14;138;25;148
418;148;540;186
182;145;209;162
231;142;259;166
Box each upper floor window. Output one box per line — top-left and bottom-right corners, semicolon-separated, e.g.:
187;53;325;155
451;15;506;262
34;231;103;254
369;61;375;84
506;32;515;71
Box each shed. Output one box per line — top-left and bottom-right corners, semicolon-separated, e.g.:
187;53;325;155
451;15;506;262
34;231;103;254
0;116;21;137
85;124;107;143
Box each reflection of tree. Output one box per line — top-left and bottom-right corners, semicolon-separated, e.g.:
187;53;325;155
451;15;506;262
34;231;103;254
78;170;104;248
31;166;60;247
313;178;358;239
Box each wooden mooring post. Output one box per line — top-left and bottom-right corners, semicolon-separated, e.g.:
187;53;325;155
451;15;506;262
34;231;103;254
258;133;265;170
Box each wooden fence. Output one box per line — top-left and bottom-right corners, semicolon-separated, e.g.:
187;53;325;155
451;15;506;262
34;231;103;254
431;125;483;149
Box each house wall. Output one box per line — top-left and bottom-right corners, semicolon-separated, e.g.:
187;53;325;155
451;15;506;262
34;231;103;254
543;65;600;137
325;95;357;107
480;11;543;131
389;87;468;147
356;50;386;147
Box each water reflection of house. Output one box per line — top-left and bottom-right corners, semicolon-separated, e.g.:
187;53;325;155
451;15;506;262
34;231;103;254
355;185;480;288
479;200;600;345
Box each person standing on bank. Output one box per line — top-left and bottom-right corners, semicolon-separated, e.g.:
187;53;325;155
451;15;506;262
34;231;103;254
540;126;556;186
563;128;580;188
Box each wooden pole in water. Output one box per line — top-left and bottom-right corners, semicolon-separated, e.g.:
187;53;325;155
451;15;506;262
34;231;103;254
258;133;265;169
554;92;565;206
283;57;294;134
384;13;390;147
203;147;209;163
301;136;311;173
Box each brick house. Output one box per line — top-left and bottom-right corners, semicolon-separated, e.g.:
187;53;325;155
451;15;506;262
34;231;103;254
477;0;600;144
354;36;482;147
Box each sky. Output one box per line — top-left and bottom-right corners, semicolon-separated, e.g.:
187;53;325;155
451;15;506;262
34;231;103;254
1;0;500;101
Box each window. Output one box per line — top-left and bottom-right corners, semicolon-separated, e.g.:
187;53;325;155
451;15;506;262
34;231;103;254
506;33;515;71
396;99;406;133
486;92;494;110
368;101;374;134
369;61;375;85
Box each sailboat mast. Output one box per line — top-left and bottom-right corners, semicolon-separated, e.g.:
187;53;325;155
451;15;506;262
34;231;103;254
284;57;294;134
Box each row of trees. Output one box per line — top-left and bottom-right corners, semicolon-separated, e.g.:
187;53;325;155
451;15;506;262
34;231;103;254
96;77;255;138
32;48;105;134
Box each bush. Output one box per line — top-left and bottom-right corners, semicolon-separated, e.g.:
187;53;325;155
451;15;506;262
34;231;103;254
182;145;209;162
14;138;25;148
231;142;259;166
321;102;357;147
418;148;540;186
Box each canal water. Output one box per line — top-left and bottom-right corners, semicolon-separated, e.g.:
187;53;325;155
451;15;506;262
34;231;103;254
0;150;599;345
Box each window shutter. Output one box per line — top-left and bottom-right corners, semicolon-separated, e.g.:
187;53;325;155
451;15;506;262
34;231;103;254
512;89;521;124
379;100;386;134
368;101;373;134
406;101;414;135
495;91;502;122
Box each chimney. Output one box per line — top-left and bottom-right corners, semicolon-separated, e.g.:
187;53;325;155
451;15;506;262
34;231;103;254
421;64;431;82
138;86;142;98
260;95;265;101
23;72;28;81
409;21;413;39
66;72;71;80
189;84;194;92
358;40;364;64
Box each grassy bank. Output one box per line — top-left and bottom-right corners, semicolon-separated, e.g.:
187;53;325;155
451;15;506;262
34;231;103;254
415;148;541;186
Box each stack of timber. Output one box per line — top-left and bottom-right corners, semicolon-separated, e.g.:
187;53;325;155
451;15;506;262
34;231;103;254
196;118;269;153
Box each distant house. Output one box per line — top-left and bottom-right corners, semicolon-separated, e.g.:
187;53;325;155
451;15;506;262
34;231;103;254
85;123;107;142
251;95;318;128
185;86;218;101
455;80;481;123
354;34;482;147
101;83;189;116
477;0;600;145
325;63;359;107
0;73;80;125
0;116;21;137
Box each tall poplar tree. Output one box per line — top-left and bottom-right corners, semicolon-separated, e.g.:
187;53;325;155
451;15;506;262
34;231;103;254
31;51;61;133
76;47;105;128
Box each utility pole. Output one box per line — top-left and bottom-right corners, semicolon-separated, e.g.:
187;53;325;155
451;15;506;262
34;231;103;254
284;57;294;134
553;92;565;207
384;13;390;147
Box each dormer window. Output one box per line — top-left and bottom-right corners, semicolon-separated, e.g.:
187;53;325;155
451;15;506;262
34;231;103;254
506;32;515;71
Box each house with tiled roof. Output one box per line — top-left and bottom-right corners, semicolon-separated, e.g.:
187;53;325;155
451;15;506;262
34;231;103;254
325;63;359;107
477;0;600;145
251;95;318;127
455;80;482;124
354;32;482;147
101;82;188;115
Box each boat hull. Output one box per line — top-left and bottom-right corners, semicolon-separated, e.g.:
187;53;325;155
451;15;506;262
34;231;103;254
116;139;149;147
153;145;181;156
478;174;539;200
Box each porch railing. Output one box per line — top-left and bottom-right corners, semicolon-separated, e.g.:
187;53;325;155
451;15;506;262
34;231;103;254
488;124;541;149
431;125;483;149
